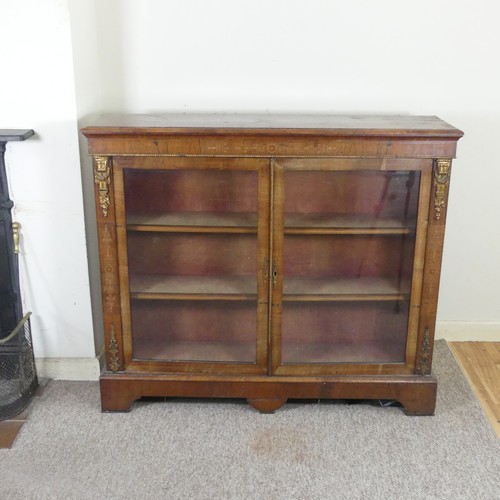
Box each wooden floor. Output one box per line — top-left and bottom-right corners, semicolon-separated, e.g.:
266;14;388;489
0;407;30;448
449;341;500;439
0;382;45;449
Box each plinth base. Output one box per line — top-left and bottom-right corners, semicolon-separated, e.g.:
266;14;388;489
100;371;437;416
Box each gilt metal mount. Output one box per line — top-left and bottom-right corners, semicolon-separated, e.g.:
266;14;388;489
416;327;432;375
433;158;451;220
94;156;111;217
108;324;120;372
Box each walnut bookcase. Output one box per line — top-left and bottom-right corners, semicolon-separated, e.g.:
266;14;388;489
83;114;462;414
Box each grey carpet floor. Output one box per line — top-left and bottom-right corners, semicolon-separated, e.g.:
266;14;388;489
1;341;499;500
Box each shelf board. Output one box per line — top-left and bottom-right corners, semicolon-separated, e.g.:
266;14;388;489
125;212;414;235
133;340;405;364
282;340;406;364
126;211;258;233
133;340;256;363
129;275;410;302
284;213;415;235
129;275;257;301
283;277;411;301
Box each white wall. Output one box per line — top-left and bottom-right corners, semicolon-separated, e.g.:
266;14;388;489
1;0;498;380
92;0;500;333
67;0;105;358
0;1;96;365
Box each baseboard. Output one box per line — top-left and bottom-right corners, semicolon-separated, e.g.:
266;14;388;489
33;323;499;381
35;357;100;381
436;321;500;341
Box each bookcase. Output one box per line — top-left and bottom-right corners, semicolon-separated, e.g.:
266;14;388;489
83;114;462;414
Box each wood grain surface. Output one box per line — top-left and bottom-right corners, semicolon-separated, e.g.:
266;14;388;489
84;114;462;414
449;342;500;438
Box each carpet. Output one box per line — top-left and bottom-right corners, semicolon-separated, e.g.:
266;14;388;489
1;341;499;500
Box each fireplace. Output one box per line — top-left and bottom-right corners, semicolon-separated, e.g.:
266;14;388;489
0;130;38;421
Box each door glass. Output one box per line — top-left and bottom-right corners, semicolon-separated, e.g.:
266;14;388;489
123;168;259;363
281;170;420;364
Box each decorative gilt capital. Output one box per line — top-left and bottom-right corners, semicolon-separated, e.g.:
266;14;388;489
108;324;120;372
94;155;111;217
416;327;432;375
433;158;451;220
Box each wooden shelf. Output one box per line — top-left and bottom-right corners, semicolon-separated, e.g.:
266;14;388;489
126;211;258;233
282;340;406;364
133;339;256;363
284;213;415;235
129;275;257;300
132;331;406;364
129;275;409;302
283;277;411;301
125;212;414;235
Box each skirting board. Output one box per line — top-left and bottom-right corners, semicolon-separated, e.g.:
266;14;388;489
36;356;101;381
34;322;500;381
435;321;500;341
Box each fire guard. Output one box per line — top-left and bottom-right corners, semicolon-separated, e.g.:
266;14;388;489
0;313;37;420
0;129;38;421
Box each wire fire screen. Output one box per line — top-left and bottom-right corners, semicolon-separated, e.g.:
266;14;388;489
0;312;38;421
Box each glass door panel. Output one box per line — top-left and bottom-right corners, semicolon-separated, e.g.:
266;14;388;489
283;170;419;231
277;168;421;368
120;165;267;369
131;300;257;362
124;169;259;230
282;301;408;363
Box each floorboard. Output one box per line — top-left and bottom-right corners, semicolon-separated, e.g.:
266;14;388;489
0;382;46;448
448;341;500;439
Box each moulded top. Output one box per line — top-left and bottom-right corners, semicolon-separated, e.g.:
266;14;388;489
81;114;463;139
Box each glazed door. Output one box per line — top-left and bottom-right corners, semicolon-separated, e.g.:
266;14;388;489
271;158;432;376
113;157;270;375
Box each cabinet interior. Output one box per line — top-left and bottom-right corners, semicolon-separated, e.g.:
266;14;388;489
121;166;420;368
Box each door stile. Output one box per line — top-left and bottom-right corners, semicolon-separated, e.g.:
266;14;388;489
270;160;285;373
256;161;272;373
112;162;134;368
405;163;432;369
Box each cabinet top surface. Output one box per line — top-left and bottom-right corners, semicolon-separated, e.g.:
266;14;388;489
82;114;463;138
